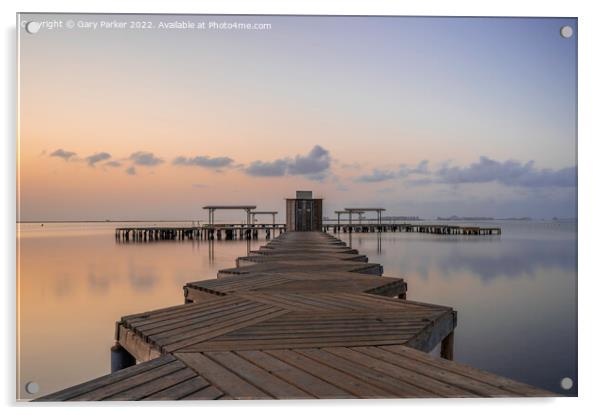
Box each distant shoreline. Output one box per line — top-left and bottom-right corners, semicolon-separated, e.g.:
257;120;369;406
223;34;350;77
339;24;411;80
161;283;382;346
17;218;577;224
17;220;200;224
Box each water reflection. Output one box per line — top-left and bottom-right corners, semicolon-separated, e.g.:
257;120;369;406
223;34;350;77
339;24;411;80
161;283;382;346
87;272;111;294
53;275;72;298
360;232;576;282
342;221;577;396
17;223;264;400
208;239;215;263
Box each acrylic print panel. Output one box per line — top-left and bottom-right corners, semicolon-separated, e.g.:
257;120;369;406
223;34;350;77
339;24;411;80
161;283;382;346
16;13;577;401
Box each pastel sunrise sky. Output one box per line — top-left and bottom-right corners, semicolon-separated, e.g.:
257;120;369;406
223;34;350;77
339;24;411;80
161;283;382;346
18;14;577;221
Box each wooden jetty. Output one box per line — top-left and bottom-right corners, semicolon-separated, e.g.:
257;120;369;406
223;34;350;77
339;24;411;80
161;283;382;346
36;231;552;401
115;222;501;243
324;223;502;235
115;224;286;243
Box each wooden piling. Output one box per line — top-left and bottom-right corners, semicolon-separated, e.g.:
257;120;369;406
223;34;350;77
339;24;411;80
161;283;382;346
441;331;455;361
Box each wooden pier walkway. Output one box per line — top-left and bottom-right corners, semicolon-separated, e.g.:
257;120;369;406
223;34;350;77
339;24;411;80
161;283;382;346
115;224;286;243
36;232;553;401
324;223;502;235
115;223;501;243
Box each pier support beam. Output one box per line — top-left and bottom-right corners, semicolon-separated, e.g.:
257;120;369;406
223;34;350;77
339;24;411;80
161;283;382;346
440;331;455;360
110;343;136;373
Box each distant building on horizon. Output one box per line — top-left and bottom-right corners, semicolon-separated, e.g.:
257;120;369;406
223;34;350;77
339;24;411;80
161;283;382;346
286;191;323;231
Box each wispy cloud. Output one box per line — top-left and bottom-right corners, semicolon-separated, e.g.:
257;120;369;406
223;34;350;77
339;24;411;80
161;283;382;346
86;152;111;166
173;155;234;169
354;157;574;189
436;156;576;188
355;169;397;183
399;160;429;177
129;151;163;166
355;160;429;183
126;166;136;175
244;145;331;181
245;160;288;177
104;161;122;168
50;149;76;161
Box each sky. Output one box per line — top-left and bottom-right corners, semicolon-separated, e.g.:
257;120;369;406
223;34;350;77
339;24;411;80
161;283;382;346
17;14;577;221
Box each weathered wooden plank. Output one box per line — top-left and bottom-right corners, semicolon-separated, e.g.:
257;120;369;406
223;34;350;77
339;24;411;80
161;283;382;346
264;349;394;398
117;325;162;362
235;350;353;398
130;300;260;333
233;292;335;312
404;310;457;353
219;322;432;336
122;295;236;323
162;308;291;353
380;345;558;397
70;360;186;401
243;311;443;325
352;346;516;397
142;376;213;400
105;368;198;400
205;351;313;398
184;337;415;352
327;347;482;397
296;348;437;398
175;353;271;399
149;304;280;343
140;302;269;339
184;287;225;303
125;297;249;329
34;355;176;401
182;385;226;400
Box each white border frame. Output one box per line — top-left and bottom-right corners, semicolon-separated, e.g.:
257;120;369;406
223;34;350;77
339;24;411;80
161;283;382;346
3;0;600;413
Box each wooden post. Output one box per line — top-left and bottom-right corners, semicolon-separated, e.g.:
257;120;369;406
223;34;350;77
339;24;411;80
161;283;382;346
111;343;136;372
441;331;455;360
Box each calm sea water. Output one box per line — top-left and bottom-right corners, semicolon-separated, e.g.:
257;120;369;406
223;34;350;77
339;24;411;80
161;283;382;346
16;220;577;399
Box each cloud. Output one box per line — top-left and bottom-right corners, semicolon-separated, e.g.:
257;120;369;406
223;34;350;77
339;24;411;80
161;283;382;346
338;161;362;170
353;157;575;189
399;160;429;177
287;145;331;175
355;161;429;183
86;152;111;166
436;156;576;188
244;146;331;179
129;151;163;166
104;161;122;168
50;149;76;161
126;166;136;175
245;159;288;177
355;169;397;183
173;155;234;169
305;172;329;182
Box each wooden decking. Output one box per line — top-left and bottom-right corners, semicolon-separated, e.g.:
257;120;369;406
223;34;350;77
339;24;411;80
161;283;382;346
37;345;553;401
35;231;554;401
